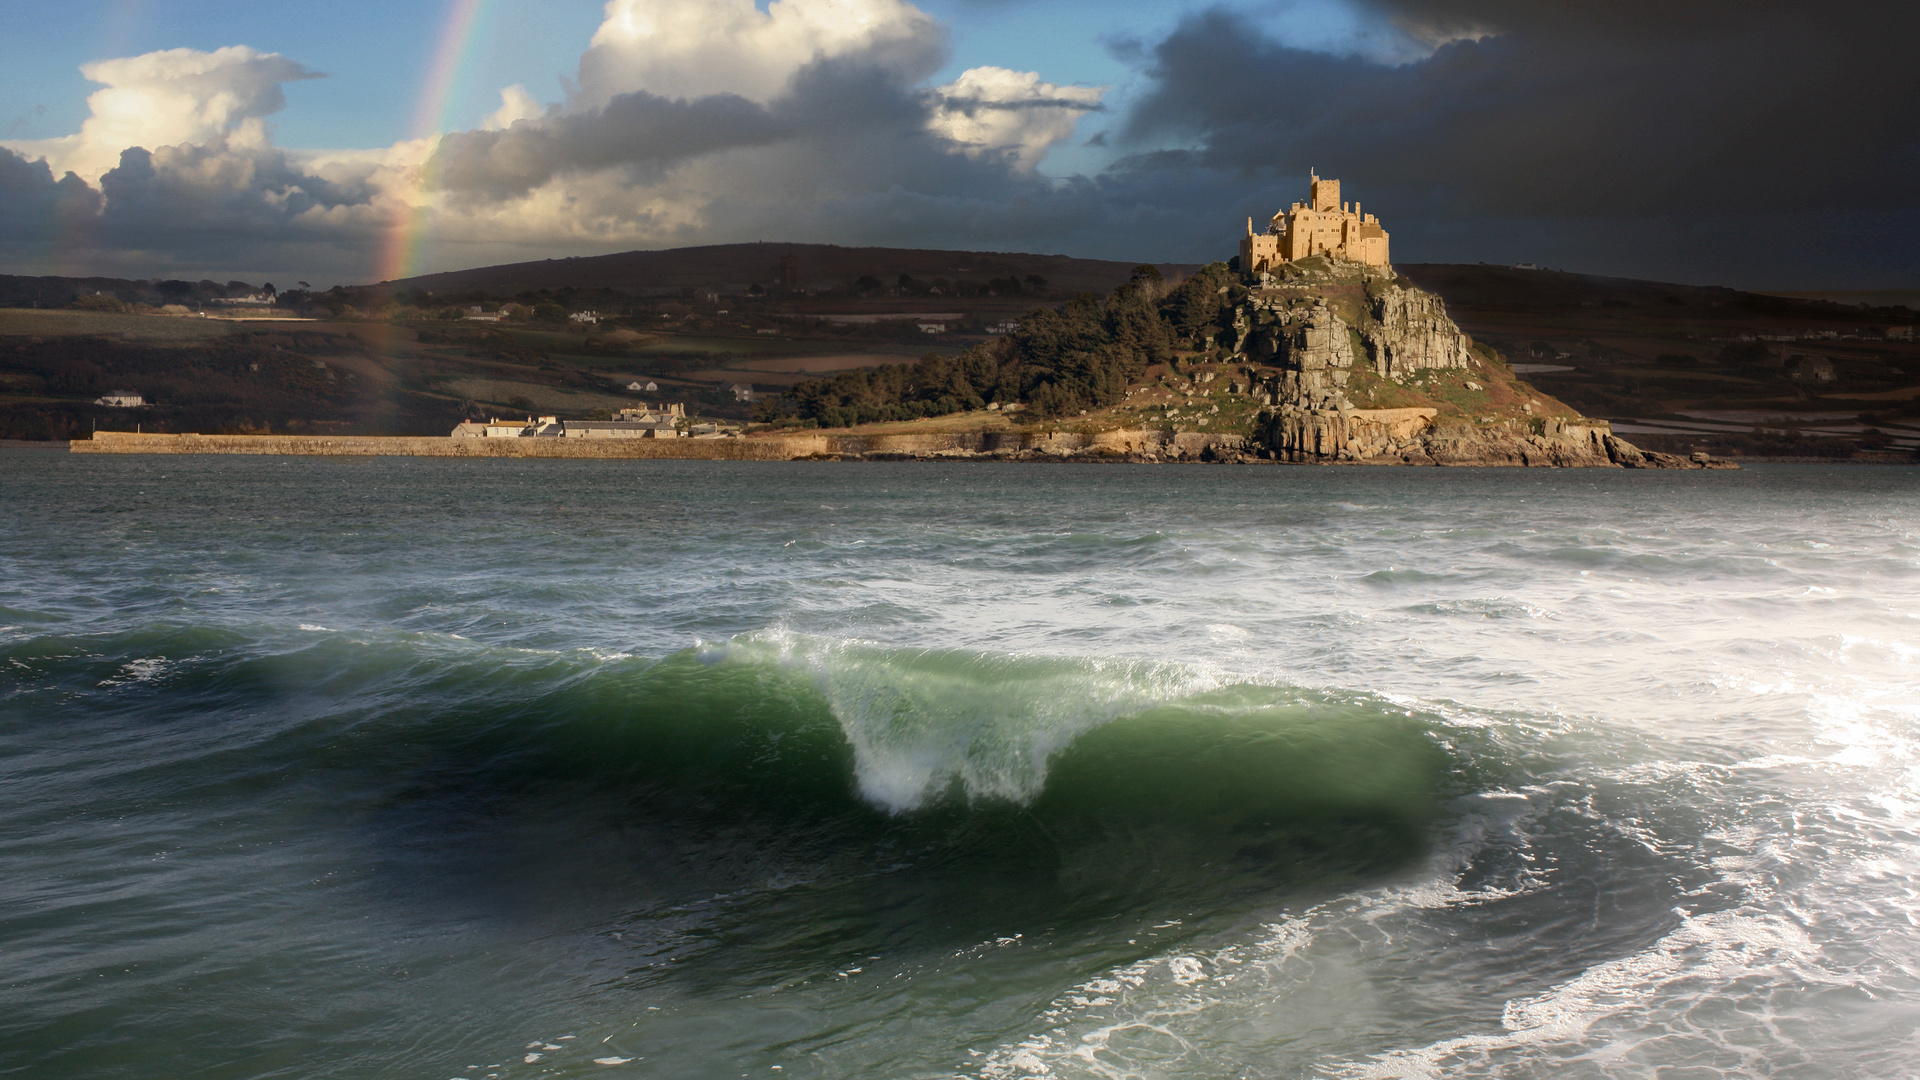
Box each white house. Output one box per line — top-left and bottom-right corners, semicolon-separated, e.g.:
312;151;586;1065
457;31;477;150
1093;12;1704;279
95;390;144;407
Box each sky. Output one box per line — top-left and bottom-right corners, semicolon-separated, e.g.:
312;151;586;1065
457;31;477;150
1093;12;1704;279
2;0;1915;290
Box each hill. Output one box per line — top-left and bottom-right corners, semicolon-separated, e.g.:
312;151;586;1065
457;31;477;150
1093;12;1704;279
381;242;1201;300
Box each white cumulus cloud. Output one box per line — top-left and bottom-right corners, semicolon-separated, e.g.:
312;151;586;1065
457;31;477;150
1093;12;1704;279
927;67;1104;171
575;0;944;105
5;46;321;184
482;85;548;131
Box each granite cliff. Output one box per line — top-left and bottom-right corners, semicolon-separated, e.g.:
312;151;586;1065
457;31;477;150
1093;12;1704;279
1235;256;1730;467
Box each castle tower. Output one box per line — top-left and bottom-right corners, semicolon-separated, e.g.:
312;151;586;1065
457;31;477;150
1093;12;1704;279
1310;174;1341;213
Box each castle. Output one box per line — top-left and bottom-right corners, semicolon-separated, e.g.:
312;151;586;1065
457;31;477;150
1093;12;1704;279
1239;174;1390;273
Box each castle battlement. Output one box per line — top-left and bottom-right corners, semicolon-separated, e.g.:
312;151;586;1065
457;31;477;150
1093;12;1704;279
1240;173;1390;273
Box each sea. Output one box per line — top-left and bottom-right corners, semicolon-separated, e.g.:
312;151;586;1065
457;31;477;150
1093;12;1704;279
3;451;1918;1079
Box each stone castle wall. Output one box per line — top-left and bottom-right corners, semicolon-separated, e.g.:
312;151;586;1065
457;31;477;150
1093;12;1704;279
1241;175;1390;272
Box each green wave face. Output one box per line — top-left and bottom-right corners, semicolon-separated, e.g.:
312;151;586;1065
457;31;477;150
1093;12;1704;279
1028;691;1451;908
324;633;1459;962
0;625;1460;989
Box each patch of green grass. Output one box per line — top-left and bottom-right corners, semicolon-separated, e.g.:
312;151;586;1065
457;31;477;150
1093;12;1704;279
439;378;639;413
1343;367;1436;410
1611;367;1760;384
0;309;237;342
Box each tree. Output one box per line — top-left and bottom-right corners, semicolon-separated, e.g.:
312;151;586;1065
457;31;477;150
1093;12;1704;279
779;268;1195;425
1161;262;1235;345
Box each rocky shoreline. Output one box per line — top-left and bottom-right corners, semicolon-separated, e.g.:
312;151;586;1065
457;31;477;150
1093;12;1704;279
1219;256;1737;468
825;438;1735;468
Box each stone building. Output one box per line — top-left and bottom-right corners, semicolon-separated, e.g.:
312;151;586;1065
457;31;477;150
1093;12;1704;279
452;411;682;438
1239;174;1390;273
1786;355;1834;382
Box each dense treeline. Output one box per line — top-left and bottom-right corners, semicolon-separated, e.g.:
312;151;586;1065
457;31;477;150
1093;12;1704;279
764;263;1238;426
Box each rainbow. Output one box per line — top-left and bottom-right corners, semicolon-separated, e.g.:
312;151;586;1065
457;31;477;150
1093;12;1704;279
375;0;492;288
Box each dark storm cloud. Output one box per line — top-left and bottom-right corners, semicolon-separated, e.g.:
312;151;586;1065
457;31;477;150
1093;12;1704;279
0;142;377;278
0;151;100;244
428;53;1065;203
431;91;788;200
1105;2;1920;282
424;53;1060;234
92;144;376;259
654;56;1072;242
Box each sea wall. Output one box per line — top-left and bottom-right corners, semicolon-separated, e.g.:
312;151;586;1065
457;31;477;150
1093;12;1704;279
69;429;1250;461
72;432;832;460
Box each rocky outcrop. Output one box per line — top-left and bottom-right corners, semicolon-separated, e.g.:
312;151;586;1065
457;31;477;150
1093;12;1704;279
1235;258;1735;468
1263;406;1437;462
1236;295;1359;409
1363;283;1473;377
1258;410;1733;467
1241;273;1471;410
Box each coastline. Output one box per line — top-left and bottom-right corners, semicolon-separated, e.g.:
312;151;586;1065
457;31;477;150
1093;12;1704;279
65;429;1746;466
67;429;1251;462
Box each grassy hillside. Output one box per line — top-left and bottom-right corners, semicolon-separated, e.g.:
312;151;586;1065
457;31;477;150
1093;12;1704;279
0;316;778;440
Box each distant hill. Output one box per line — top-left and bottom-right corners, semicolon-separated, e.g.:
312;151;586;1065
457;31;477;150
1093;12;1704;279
1393;263;1920;460
1396;264;1750;309
381;242;1203;297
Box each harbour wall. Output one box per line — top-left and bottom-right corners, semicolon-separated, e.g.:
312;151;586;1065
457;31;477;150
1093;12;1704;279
70;429;1246;460
72;432;832;459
